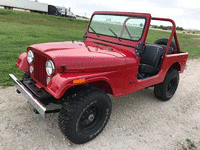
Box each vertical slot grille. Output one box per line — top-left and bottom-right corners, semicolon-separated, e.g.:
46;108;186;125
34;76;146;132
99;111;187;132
34;52;47;86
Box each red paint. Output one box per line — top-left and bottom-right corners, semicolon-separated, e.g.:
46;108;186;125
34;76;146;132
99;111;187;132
15;52;29;73
16;11;188;99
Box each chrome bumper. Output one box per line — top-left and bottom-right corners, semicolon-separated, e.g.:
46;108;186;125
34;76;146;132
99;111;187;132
9;74;46;117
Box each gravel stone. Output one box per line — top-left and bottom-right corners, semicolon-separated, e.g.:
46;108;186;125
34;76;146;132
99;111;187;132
0;59;200;149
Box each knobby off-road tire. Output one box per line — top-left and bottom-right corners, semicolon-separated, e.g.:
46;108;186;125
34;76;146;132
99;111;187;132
58;86;112;144
154;38;177;50
154;68;179;101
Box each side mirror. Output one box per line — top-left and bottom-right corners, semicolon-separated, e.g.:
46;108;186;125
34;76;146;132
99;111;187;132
135;42;145;57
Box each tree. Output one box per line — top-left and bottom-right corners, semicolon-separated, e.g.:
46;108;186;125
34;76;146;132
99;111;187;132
139;23;143;27
176;26;184;31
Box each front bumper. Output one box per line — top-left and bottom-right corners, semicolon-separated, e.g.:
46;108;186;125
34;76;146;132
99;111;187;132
9;74;46;117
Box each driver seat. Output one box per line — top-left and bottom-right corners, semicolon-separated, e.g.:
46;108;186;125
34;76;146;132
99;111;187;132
139;43;173;76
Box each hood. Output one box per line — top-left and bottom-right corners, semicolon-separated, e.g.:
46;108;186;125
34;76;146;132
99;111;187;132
29;41;127;72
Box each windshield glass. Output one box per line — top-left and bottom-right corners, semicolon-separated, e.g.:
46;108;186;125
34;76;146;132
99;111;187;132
88;14;146;41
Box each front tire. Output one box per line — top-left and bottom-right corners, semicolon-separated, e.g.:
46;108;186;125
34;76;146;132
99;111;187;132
154;69;179;101
58;87;112;144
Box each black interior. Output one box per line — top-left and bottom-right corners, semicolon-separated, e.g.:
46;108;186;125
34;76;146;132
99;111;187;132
138;43;174;79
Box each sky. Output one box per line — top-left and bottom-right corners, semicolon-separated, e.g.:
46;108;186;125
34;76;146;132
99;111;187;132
36;0;200;30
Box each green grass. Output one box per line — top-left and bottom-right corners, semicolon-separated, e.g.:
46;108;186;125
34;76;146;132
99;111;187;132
0;9;199;87
146;29;200;59
0;9;89;86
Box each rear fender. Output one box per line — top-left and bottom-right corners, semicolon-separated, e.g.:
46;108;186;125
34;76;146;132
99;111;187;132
162;52;188;74
170;62;181;72
16;52;29;73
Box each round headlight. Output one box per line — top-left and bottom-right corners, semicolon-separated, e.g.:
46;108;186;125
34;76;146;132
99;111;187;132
27;50;34;64
46;60;55;76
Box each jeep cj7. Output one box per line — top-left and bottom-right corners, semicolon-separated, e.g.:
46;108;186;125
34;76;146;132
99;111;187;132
9;11;188;144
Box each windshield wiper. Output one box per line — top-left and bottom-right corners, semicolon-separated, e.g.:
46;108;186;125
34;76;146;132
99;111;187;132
89;26;99;37
108;28;121;41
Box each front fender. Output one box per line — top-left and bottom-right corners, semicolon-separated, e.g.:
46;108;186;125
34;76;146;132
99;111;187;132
45;71;123;99
16;52;29;73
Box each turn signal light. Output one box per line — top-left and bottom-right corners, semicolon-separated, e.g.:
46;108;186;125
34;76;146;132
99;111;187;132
73;78;85;84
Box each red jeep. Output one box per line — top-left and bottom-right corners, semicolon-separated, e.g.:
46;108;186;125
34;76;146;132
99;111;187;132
9;11;188;144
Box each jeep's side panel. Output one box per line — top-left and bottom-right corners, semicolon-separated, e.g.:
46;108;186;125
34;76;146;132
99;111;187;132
162;52;188;73
122;52;188;96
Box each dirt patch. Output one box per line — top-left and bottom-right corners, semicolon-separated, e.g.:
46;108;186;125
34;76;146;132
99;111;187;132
0;59;200;150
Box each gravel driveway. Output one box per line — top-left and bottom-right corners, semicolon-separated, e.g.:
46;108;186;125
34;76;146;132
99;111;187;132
0;59;200;150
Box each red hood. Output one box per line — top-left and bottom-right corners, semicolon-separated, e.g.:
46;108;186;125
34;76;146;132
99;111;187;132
29;41;127;72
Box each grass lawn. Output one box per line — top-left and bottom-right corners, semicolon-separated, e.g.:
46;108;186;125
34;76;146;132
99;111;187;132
0;9;88;86
146;29;200;58
0;9;199;86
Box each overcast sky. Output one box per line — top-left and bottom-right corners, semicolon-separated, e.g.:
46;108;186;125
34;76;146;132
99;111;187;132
37;0;200;30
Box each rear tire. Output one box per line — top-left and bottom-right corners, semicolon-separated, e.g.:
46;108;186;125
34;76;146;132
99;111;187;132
58;86;112;144
154;38;177;51
154;69;179;101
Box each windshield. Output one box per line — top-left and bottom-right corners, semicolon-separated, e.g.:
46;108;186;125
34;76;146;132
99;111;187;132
88;14;146;41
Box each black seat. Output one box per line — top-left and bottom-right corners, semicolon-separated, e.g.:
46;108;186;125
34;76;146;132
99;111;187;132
139;43;173;76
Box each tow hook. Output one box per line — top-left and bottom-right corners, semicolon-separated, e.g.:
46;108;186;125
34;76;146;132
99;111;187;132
34;109;39;114
16;89;21;93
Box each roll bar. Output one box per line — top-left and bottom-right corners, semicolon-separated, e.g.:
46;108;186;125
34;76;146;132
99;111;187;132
151;17;181;54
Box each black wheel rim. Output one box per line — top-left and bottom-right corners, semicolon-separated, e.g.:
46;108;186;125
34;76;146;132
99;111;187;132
167;76;178;97
79;105;102;132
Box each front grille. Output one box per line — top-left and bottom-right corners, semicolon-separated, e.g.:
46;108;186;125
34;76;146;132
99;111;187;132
34;52;47;86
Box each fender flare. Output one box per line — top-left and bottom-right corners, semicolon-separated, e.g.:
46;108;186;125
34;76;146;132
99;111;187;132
45;73;116;99
16;52;29;73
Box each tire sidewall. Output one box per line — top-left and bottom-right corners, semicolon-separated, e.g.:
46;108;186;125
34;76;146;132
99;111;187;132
163;71;179;100
154;38;177;50
58;89;112;144
75;98;110;139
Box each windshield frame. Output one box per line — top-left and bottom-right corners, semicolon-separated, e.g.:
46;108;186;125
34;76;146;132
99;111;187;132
87;13;147;42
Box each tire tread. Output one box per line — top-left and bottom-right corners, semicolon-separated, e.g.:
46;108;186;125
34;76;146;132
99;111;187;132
58;86;111;144
154;68;179;101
